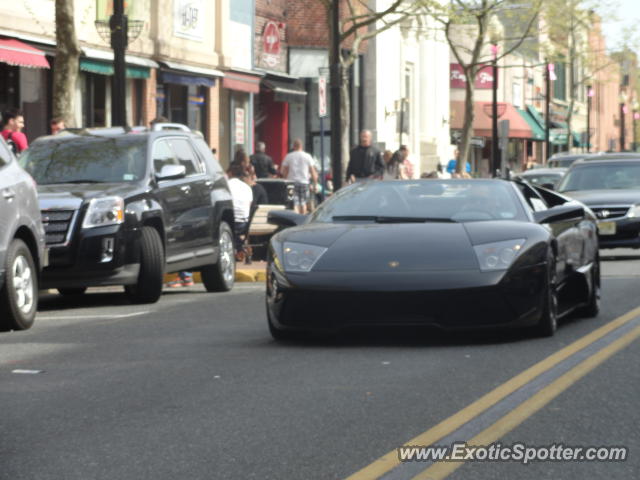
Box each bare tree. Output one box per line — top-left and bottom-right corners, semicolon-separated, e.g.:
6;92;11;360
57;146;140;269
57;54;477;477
426;0;542;173
53;0;81;127
316;0;425;180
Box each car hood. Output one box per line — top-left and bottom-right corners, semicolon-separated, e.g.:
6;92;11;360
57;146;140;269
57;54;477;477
560;189;640;206
281;222;480;272
37;182;144;210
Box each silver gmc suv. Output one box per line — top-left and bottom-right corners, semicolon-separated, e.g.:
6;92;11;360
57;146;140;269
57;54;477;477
0;136;47;331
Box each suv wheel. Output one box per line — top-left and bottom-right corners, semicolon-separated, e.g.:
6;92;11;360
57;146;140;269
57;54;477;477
0;239;38;331
201;221;235;292
125;226;164;304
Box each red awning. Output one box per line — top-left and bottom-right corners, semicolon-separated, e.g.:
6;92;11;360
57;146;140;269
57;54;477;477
222;71;261;94
0;38;50;69
450;100;531;138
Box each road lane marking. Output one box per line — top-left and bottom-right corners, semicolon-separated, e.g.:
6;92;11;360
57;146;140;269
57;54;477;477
36;311;150;321
344;305;640;480
412;322;640;480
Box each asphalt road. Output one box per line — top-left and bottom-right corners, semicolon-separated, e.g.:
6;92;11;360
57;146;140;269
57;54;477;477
1;249;639;480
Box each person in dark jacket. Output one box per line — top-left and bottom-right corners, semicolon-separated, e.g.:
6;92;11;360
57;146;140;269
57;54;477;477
346;130;384;183
250;141;277;178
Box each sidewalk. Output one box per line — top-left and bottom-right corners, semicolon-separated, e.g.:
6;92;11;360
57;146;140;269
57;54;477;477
163;261;267;284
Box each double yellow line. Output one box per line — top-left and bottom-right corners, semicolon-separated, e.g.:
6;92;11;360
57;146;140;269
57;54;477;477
345;306;640;480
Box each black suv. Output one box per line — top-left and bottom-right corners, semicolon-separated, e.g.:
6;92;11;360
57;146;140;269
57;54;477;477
20;125;236;303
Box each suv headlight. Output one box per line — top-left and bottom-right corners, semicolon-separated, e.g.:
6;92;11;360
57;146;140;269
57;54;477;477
627;205;640;218
282;242;327;272
473;239;526;272
82;196;125;229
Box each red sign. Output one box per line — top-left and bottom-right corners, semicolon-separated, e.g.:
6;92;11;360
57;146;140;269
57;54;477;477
450;64;496;89
263;21;281;55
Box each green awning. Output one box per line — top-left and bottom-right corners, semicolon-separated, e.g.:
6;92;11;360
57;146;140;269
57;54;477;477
80;59;150;78
517;108;545;140
527;106;545;127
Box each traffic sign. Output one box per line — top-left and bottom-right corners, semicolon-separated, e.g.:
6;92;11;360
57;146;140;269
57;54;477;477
318;76;327;118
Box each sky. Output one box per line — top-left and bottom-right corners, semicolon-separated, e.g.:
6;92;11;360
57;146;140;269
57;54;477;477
599;0;640;50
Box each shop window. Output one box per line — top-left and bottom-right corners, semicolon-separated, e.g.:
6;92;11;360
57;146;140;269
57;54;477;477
169;84;188;125
0;63;19;113
83;73;107;127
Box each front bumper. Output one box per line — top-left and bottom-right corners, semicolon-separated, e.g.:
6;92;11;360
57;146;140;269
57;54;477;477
266;264;547;332
42;224;141;289
598;217;640;248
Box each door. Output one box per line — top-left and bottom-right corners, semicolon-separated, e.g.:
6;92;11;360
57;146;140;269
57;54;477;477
152;138;198;264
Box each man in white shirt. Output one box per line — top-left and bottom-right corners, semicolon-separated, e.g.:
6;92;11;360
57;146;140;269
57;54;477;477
282;138;318;214
227;165;253;253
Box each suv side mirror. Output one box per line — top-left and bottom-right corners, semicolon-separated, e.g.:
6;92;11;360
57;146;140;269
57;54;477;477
268;210;307;229
534;205;585;224
156;164;186;181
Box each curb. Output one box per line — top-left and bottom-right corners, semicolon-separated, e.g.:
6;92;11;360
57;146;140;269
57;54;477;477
164;269;265;284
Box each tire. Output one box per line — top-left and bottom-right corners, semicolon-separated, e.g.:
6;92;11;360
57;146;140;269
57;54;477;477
125;226;164;304
576;258;600;318
534;251;559;337
0;239;38;331
201;221;235;292
58;287;87;296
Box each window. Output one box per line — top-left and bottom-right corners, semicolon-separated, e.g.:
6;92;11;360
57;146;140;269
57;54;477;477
152;140;177;174
169;139;202;176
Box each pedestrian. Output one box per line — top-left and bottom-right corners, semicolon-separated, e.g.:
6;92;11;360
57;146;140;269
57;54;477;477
149;116;169;128
227;164;254;256
346;129;385;183
250;141;277;178
382;150;397;180
50;117;65;135
394;145;414;179
229;149;255;177
447;149;471;174
281;139;318;215
1;109;28;155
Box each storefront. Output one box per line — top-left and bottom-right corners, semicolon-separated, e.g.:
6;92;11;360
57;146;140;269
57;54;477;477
0;37;51;140
156;61;223;143
517;106;546;164
450;100;532;175
78;48;158;128
255;72;307;165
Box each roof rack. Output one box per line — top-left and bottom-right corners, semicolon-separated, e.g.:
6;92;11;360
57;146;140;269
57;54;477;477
151;123;191;132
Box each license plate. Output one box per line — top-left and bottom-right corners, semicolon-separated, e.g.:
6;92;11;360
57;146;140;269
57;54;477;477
598;221;616;235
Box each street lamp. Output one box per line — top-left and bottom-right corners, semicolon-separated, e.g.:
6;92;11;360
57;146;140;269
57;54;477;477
620;91;628;152
544;61;554;163
586;85;594;153
634;110;640;152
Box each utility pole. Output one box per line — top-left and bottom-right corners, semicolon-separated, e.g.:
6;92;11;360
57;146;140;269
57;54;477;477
620;102;626;152
545;60;551;163
330;0;343;190
586;86;593;153
110;0;128;127
491;44;499;176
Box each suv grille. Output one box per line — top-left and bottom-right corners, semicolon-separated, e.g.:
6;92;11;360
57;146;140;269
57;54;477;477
41;210;75;245
591;206;630;220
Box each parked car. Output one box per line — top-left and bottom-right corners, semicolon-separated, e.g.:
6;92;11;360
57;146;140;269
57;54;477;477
19;124;235;303
515;167;567;189
557;157;640;248
0;137;47;331
265;179;600;340
547;153;595;169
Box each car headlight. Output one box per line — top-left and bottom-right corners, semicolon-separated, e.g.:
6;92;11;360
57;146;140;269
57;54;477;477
82;196;125;229
473;239;526;272
282;242;327;272
627;205;640;218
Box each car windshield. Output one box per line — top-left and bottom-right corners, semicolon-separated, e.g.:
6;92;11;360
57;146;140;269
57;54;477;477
522;173;563;186
558;164;640;192
19;136;147;185
309;180;527;223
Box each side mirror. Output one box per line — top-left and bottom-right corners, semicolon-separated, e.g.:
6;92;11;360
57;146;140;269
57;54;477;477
156;164;186;181
534;205;585;224
268;210;307;229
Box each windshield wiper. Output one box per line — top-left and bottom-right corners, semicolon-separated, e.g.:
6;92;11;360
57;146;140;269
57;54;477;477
62;180;104;184
332;215;456;223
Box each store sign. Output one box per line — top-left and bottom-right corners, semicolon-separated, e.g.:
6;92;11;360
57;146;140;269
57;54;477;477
450;64;496;89
173;0;205;41
261;21;281;68
234;108;245;145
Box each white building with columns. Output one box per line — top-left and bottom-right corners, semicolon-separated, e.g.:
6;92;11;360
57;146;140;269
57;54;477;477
363;1;451;176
